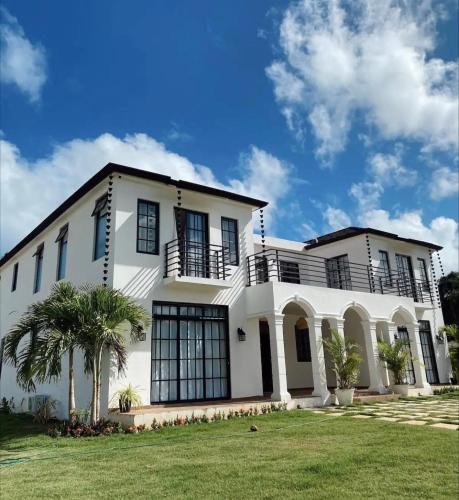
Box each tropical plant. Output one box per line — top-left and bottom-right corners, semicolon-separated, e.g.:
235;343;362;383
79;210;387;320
377;339;411;385
3;282;82;419
323;329;362;389
77;285;150;423
438;272;459;327
33;398;57;424
112;384;142;412
439;324;459;383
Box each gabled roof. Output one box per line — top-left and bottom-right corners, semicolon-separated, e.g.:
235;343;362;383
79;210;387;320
0;163;268;268
304;226;442;251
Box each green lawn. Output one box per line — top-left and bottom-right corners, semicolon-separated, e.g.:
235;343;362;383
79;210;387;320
1;401;458;499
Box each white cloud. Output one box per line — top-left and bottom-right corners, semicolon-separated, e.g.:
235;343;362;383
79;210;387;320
324;206;351;230
349;181;384;212
0;7;47;103
429;166;459;200
267;0;458;160
0;134;290;253
369;152;417;187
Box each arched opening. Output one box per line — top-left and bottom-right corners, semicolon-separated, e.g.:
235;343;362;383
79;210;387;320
391;311;416;385
281;302;314;395
343;307;370;388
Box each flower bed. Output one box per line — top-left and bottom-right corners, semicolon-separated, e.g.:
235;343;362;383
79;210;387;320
48;402;288;438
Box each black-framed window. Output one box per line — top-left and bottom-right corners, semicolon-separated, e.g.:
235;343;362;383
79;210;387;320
221;217;239;266
280;260;300;284
396;326;416;385
151;302;229;403
417;258;430;292
137;200;159;254
55;224;68;281
379;250;392;286
326;254;352;290
11;263;18;292
33;244;44;293
92;194;108;261
418;320;439;384
295;318;311;362
255;256;268;284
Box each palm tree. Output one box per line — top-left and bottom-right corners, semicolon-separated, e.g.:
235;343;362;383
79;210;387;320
3;282;81;419
377;339;411;385
323;329;362;389
77;285;150;423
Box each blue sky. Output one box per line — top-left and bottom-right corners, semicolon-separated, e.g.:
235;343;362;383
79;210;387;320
1;0;458;270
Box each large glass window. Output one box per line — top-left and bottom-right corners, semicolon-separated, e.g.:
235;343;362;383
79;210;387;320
418;320;439;384
137;200;159;254
396;326;416;385
417;258;430;293
151;303;229;403
55;224;68;280
33;244;44;293
11;263;18;292
221;217;239;266
92;194;108;261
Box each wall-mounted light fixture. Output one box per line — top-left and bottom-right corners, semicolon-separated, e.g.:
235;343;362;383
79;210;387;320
436;334;445;344
237;328;246;342
139;329;147;341
393;333;398;340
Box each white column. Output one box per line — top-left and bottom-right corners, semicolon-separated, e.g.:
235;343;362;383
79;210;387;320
266;313;291;402
307;317;331;405
407;323;432;393
361;320;386;394
326;317;345;389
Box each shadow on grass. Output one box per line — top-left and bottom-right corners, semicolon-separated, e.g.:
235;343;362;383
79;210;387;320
0;413;48;449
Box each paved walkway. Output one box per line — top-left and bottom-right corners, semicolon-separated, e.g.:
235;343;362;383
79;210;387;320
312;397;459;431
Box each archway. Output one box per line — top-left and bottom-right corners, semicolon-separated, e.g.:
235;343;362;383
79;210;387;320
343;307;370;388
281;302;314;395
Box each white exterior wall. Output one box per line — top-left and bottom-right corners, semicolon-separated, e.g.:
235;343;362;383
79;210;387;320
108;174;263;411
0;183;109;417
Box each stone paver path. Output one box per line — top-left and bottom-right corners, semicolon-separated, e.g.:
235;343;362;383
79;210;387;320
319;397;459;431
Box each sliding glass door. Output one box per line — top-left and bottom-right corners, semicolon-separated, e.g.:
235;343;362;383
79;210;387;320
151;302;230;403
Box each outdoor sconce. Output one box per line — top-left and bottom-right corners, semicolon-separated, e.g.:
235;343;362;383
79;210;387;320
393;333;398;340
139;329;147;341
436;334;445;345
237;328;246;342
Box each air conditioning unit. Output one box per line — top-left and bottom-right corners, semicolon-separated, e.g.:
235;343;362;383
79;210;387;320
28;395;49;413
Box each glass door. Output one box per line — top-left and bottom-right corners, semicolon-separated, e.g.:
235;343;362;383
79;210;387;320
326;254;352;290
418;321;439;384
151;303;229;403
396;326;416;385
396;254;416;299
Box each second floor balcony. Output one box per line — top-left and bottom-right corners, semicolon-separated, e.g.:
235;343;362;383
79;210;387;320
246;249;434;304
163;239;232;288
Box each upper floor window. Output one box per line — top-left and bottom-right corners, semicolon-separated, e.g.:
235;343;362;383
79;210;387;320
279;260;300;284
221;217;239;265
378;250;393;286
137;200;159;254
33;243;44;293
417;258;430;292
56;224;69;280
11;263;18;292
92;194;108;261
326;254;352;290
295;318;311;362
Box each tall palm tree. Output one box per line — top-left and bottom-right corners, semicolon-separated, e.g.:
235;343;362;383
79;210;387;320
77;285;150;423
3;282;81;419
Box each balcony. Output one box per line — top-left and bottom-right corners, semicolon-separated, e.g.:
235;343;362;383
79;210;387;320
163;239;232;288
246;249;434;304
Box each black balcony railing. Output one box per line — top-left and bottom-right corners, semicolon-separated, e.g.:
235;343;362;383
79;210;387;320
246;249;434;303
164;239;231;280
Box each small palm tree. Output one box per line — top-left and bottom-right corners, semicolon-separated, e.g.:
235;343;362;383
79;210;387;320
77;285;150;423
4;282;81;419
323;329;362;389
377;339;411;385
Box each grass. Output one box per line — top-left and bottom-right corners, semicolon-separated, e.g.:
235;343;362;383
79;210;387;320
0;402;458;499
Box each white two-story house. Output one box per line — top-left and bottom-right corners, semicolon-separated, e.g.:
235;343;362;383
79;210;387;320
0;163;451;418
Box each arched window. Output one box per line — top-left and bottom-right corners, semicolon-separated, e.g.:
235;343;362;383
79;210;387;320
295;318;311;362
